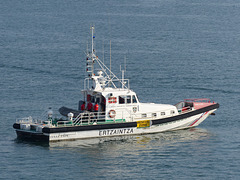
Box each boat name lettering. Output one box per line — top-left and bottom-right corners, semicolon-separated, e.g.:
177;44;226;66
99;128;134;136
51;134;69;139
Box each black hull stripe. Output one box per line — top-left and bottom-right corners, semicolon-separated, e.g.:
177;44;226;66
16;130;49;141
14;103;219;133
43;122;137;133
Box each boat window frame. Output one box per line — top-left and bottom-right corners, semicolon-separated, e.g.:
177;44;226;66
91;96;95;103
152;113;157;118
132;95;137;103
126;95;131;104
170;110;175;114
119;95;126;104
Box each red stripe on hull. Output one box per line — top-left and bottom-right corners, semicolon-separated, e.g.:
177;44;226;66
189;111;208;127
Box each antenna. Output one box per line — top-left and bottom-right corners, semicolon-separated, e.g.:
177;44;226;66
120;55;127;89
102;40;104;64
92;26;94;76
91;26;94;56
86;41;88;54
109;40;112;87
124;55;127;72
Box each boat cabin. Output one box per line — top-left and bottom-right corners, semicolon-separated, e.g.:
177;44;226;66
79;70;178;123
80;76;140;122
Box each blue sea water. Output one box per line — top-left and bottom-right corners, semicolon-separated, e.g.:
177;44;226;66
0;0;240;179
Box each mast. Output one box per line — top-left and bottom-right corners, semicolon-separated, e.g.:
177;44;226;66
85;26;129;90
91;26;94;56
109;40;112;87
91;26;94;77
86;26;95;78
102;40;104;64
120;56;127;89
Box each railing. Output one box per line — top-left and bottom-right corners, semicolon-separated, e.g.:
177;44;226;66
184;98;211;103
16;116;33;123
69;108;132;126
73;112;106;126
56;120;73;127
113;107;133;122
16;106;197;128
56;105;195;127
84;77;130;90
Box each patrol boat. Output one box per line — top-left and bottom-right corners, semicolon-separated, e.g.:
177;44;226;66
13;27;219;142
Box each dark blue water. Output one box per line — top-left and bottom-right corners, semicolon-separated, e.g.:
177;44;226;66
1;0;239;179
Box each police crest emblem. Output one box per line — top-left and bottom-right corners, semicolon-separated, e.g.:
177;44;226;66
133;107;137;113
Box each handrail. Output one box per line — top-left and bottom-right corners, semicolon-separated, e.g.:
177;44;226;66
73;112;83;125
184;98;211;102
56;120;73;127
72;111;106;126
113;107;134;121
84;77;130;90
16;116;33;123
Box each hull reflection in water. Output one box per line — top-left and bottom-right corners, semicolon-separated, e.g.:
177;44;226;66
48;128;213;150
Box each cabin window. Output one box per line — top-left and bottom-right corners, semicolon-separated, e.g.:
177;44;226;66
91;96;95;103
171;110;175;114
96;97;100;104
126;96;131;104
152;113;157;118
161;112;165;116
132;95;137;103
119;95;125;104
142;114;147;118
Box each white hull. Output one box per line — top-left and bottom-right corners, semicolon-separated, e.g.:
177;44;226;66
39;110;215;141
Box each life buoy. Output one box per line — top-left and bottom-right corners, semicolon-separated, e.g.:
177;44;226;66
108;110;116;118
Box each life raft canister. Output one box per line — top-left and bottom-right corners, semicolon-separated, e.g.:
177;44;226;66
108;110;116;118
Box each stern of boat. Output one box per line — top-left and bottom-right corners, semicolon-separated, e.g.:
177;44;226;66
13;117;51;141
